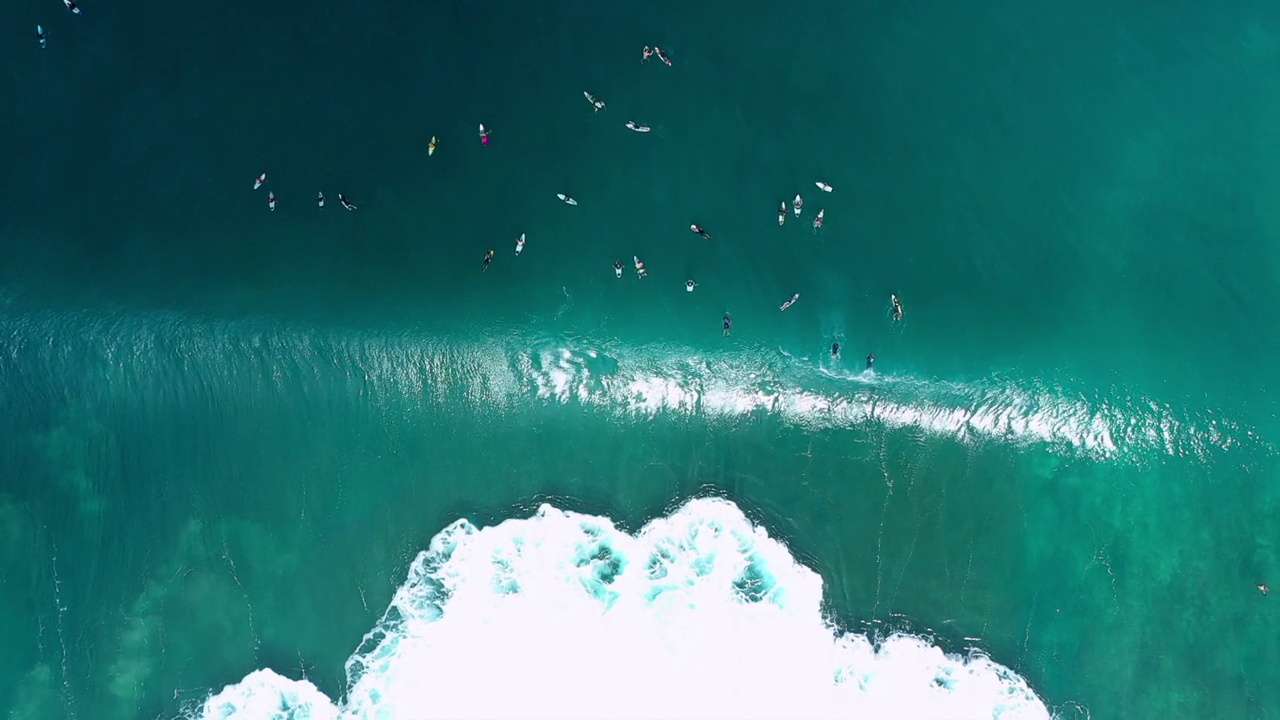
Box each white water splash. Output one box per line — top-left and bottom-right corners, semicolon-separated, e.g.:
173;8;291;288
190;497;1051;720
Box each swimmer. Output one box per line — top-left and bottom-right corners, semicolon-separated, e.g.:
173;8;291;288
614;260;624;279
267;191;276;211
686;279;697;293
584;91;606;111
482;249;495;272
780;293;800;311
815;181;833;193
778;201;786;226
690;224;713;240
891;293;904;321
655;46;672;66
625;121;652;133
793;194;803;217
866;353;876;370
515;233;526;256
643;46;654;62
253;172;266;190
64;0;82;15
1261;583;1270;597
479;124;490;146
339;194;357;211
317;192;325;208
813;209;824;231
634;256;648;278
831;341;841;359
723;313;732;336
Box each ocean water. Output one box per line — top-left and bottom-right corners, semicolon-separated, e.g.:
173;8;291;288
1;0;1279;718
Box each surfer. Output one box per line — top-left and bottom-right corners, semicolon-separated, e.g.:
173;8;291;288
866;353;876;370
37;26;48;48
686;280;697;293
482;249;495;272
634;256;648;278
690;224;713;240
813;209;824;231
816;181;833;193
267;192;276;211
254;172;266;190
428;136;438;156
831;341;841;359
780;293;800;311
778;202;786;226
1260;583;1270;597
584;91;606;111
793;194;803;217
479;124;490;146
891;293;904;321
515;233;526;256
625;121;651;133
557;193;578;206
614;260;624;279
643;46;654;62
317;192;325;208
64;0;82;15
339;194;357;211
722;313;732;337
655;47;672;66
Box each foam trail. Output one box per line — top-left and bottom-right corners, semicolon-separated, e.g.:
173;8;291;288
191;497;1053;720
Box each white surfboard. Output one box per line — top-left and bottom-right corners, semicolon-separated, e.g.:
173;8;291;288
557;193;578;206
793;194;803;217
815;181;833;192
515;233;526;255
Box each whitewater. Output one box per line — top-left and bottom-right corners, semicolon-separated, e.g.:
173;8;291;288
187;497;1052;720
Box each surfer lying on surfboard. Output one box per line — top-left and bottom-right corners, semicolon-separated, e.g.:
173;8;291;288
778;202;786;226
780;293;800;311
634;256;648;278
625;121;651;133
614;260;624;278
515;234;526;256
557;193;578;206
584;92;606;111
690;224;713;240
655;47;672;66
339;194;357;211
479;124;490;146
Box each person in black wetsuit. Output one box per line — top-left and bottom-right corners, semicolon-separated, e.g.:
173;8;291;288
831;341;841;359
482;249;494;272
722;313;732;337
866;353;876;370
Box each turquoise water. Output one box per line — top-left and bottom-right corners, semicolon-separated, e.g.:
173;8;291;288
2;0;1279;717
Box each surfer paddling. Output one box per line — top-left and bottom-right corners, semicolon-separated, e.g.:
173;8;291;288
1260;583;1270;597
515;233;526;256
815;181;833;192
267;192;276;211
584;91;606;111
479;124;490;146
482;249;495;272
634;256;648;278
37;26;48;48
253;172;266;190
778;202;787;226
793;194;803;217
338;194;357;211
557;193;578;206
780;293;800;311
317;192;325;208
428;136;438;156
813;209;824;232
686;280;697;293
891;293;904;321
64;0;82;15
654;46;672;66
690;224;713;240
614;260;624;279
625;121;651;133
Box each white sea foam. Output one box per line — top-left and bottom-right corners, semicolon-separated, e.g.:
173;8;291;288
189;497;1052;720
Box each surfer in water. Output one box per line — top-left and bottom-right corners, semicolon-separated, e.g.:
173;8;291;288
780;293;800;311
643;46;654;62
831;341;841;359
339;194;357;211
634;256;648;278
793;194;804;217
317;192;325;208
515;234;526;255
813;209;824;231
625;121;651;133
479;124;490;146
690;224;713;240
655;46;672;66
686;280;697;293
891;293;904;321
723;313;732;337
866;353;876;370
64;0;82;15
614;260;624;278
585;92;606;111
37;26;48;48
1260;583;1270;597
482;249;495;272
778;202;786;226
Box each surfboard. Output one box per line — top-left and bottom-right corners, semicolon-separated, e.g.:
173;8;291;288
428;136;437;156
557;194;578;206
815;182;833;192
